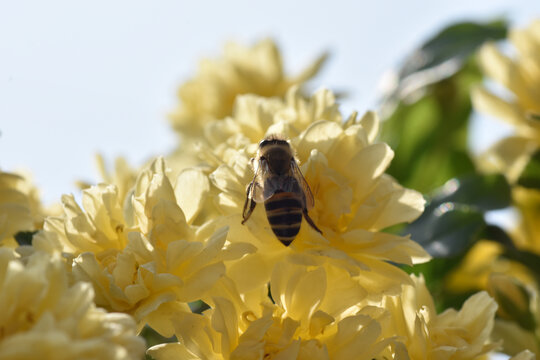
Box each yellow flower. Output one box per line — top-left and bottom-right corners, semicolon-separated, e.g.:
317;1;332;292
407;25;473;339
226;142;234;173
148;261;394;360
464;21;540;324
0;248;145;360
169;39;327;139
512;187;540;254
445;240;535;293
379;275;499;360
472;20;540;182
76;154;139;208
35;158;254;334
0;170;57;247
494;317;540;357
510;350;537;360
487;275;540;357
202;88;429;298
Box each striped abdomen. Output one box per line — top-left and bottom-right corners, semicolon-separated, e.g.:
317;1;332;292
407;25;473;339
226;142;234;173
264;192;303;246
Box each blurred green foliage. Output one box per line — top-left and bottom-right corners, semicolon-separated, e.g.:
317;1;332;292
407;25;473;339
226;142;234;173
502;247;540;286
406;174;511;256
518;150;540;189
396;20;507;86
403;174;512;310
14;231;37;246
382;65;477;193
381;19;513;310
380;20;508;194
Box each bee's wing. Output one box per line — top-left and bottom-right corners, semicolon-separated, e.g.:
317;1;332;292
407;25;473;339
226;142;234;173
290;159;315;209
248;160;268;203
250;181;265;203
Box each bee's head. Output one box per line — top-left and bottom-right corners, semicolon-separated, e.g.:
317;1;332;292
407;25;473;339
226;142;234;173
259;136;293;175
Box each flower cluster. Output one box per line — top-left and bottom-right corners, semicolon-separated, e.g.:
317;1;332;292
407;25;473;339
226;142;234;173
487;274;540;356
148;267;504;360
468;19;540;358
0;248;145;359
149;262;389;360
34;158;254;335
144;83;503;358
472;20;540;182
472;20;540;263
380;275;499;360
200;87;429;299
4;33;538;360
167;39;327;170
169;39;327;139
0;170;59;248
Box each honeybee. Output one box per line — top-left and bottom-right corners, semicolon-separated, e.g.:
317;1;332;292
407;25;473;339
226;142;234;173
242;136;322;246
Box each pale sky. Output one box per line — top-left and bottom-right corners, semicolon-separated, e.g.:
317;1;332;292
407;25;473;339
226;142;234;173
1;0;539;204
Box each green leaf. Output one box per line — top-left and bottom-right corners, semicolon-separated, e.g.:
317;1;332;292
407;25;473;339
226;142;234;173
382;60;480;193
517;150;540;189
383;19;508;107
400;20;507;77
501;248;540;287
489;274;537;331
380;19;508;193
430;174;511;212
403;174;511;258
480;224;515;248
382;17;512;315
406;202;485;258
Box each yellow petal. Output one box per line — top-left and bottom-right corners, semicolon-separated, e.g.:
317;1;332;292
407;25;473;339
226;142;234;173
291;51;329;85
493;319;539;356
348;143;394;197
147;343;202;360
318;265;367;315
177;262;226;302
273;262;326;322
166;240;204;274
481;136;538;182
296;121;343;161
145;301;192;338
358;111;379;144
175;168;211;224
471;86;525;126
227;252;277;294
211;296;239;358
173;312;220;360
329;315;382;360
273;338;301;360
112;251;136;290
510;350;537;360
309;310;335;337
230;314;273;359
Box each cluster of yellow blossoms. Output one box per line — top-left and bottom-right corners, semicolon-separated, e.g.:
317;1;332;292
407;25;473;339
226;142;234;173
0;247;145;359
1;36;538;359
467;19;540;358
0;171;52;248
473;20;540;183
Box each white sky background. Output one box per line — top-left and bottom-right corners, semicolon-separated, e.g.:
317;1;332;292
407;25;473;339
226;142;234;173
1;0;539;205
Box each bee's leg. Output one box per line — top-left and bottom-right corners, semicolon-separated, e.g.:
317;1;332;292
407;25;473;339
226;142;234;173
242;199;256;224
303;209;322;234
242;183;257;224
